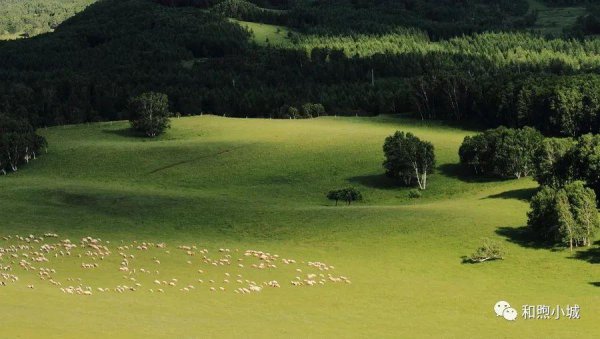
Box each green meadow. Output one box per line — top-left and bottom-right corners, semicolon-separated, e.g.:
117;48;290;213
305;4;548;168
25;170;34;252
528;0;586;35
1;115;599;337
230;19;292;46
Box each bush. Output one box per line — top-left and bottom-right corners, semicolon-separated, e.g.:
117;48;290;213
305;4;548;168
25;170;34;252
327;187;363;206
128;92;172;137
467;238;505;263
408;189;422;199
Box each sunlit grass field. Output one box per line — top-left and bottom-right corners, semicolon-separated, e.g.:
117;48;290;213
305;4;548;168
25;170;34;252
0;115;598;337
230;19;291;46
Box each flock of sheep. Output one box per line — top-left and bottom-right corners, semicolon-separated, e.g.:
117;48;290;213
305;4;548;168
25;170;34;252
0;233;350;296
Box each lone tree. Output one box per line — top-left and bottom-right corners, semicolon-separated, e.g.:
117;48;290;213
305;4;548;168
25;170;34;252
327;187;363;205
128;92;172;137
383;131;435;190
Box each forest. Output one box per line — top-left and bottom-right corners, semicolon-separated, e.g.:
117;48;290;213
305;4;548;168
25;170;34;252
0;0;599;137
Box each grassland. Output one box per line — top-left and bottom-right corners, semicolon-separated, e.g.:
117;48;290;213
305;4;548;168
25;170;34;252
528;0;586;35
230;19;292;46
0;115;599;337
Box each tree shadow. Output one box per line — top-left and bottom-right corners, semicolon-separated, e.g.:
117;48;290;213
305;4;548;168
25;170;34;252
346;174;406;190
495;226;556;250
571;241;600;264
589;282;600;287
485;188;538;202
437;163;508;183
460;255;503;265
102;128;140;138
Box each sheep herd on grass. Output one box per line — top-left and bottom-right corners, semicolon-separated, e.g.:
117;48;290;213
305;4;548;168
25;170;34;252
0;233;351;296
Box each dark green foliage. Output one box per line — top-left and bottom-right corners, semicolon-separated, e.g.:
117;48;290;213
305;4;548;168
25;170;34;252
128;92;172;137
459;127;544;179
527;181;599;249
567;134;600;200
528;186;560;241
301;103;326;118
285;0;531;38
327;187;363;206
383;131;435;190
533;137;576;187
0;114;46;174
0;0;252;125
569;3;600;36
408;189;422;199
0;0;599;137
533;134;600;200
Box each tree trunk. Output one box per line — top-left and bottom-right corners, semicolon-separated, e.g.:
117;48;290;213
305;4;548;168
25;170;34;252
570;238;573;252
414;165;424;190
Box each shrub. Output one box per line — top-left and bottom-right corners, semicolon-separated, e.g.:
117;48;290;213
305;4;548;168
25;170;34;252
327;187;363;206
408;189;422;199
468;238;505;263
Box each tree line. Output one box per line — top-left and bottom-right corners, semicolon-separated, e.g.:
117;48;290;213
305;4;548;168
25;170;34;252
459;126;600;250
1;0;600;138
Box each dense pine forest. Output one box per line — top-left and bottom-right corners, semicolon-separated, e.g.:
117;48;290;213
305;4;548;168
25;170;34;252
1;0;600;136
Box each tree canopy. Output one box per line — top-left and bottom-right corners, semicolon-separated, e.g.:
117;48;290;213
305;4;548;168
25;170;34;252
128;92;172;137
459;127;543;179
383;131;435;190
527;181;599;250
0;114;46;174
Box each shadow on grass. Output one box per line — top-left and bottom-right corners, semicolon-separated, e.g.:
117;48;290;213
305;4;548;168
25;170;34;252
589;282;600;287
40;188;182;218
495;226;556;250
485;188;538;202
460;256;503;264
102;128;140;138
571;241;600;264
438;163;509;183
347;174;406;190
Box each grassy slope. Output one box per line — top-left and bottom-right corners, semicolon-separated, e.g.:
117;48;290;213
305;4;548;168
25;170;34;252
0;116;598;337
230;18;291;46
528;0;586;35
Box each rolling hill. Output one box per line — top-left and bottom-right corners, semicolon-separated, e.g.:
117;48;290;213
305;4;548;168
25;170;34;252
0;116;598;336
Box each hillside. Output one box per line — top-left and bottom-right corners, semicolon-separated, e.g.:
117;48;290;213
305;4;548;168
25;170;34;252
0;0;96;39
1;116;598;336
0;0;599;138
